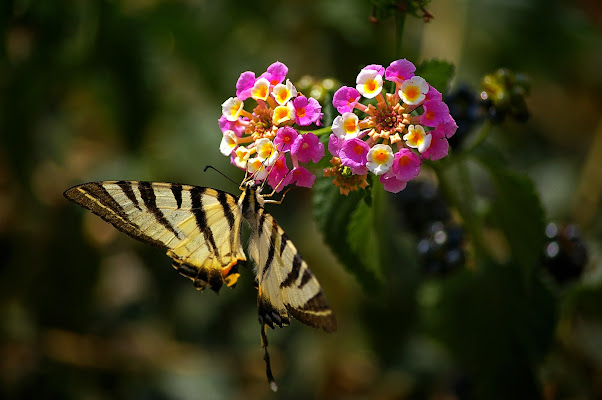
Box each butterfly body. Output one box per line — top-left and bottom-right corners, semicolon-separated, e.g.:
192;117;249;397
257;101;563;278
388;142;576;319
64;180;336;389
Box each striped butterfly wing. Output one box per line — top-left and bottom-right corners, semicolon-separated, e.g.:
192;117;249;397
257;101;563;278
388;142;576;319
64;181;246;292
246;197;336;334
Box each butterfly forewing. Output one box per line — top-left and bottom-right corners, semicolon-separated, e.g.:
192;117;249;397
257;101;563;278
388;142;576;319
64;181;246;291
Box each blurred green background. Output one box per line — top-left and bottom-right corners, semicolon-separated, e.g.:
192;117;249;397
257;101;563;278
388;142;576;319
1;0;601;399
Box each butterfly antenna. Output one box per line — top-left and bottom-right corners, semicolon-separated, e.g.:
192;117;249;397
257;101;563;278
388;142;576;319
203;165;238;185
260;323;278;392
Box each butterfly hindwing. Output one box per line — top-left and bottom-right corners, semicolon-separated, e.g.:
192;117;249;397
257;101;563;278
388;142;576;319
242;191;336;333
64;181;246;291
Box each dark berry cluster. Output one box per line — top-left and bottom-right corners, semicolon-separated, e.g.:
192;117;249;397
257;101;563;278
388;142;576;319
395;180;465;276
480;68;530;124
444;85;483;149
417;221;465;276
541;222;588;284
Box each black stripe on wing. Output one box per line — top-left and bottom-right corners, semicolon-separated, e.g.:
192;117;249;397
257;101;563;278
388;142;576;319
170;183;183;209
189;186;220;256
217;190;236;230
138;181;181;239
279;253;303;288
287;291;337;333
117;180;142;211
64;182;164;248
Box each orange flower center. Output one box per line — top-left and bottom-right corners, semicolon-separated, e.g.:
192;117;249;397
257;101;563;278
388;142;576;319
366;80;377;92
344;119;356;133
374;151;387;163
405;86;419;100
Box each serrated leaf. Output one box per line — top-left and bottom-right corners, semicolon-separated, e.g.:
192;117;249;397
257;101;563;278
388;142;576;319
474;153;546;278
312;177;383;292
415;59;455;94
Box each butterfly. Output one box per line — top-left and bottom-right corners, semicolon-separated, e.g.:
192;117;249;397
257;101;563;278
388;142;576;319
64;179;336;391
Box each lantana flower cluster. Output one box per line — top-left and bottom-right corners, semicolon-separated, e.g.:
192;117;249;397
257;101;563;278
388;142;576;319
219;62;324;191
325;59;458;194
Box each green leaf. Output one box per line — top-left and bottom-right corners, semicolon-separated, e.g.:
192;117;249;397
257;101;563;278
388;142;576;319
312;177;383;292
473;149;546;279
347;200;384;283
415;59;455;94
422;261;557;399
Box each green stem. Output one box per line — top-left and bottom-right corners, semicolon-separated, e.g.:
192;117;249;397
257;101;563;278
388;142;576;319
371;178;387;279
432;159;489;264
463;121;492;154
301;126;331;136
456;158;487;261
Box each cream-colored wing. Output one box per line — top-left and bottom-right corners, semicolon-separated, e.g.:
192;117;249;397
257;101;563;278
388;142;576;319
248;206;336;333
64;181;246;292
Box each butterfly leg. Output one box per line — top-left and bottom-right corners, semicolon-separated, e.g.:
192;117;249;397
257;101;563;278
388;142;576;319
262;186;293;205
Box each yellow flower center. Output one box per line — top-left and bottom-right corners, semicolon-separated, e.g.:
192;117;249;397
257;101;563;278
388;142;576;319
365;79;377;93
274;107;289;120
374;150;387;163
344;119;357;134
405;86;419;101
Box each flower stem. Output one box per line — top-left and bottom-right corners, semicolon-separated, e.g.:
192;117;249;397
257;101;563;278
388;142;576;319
463;120;492;154
432;158;489;264
371;178;386;277
301;126;332;136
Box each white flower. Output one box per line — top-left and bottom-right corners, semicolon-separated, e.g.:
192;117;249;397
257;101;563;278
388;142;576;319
221;97;243;121
403;125;432;153
356;69;383;99
219;130;238;156
272;79;297;105
366;144;394;175
332;112;359;140
251;78;271;101
399;76;429;105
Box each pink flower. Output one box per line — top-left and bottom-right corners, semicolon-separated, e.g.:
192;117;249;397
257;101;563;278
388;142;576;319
291;133;324;163
274;127;298;152
425;85;442;102
385;59;415;84
260;61;288;86
328;134;343;156
420;100;450;127
293;96;323;126
441;115;458;138
236;71;256;100
267;156;292;192
363;64;385;77
333;86;361;113
421;126;449;161
290;166;316;188
339;138;369;174
391;148;421;181
219;115;247;137
379;171;408;193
